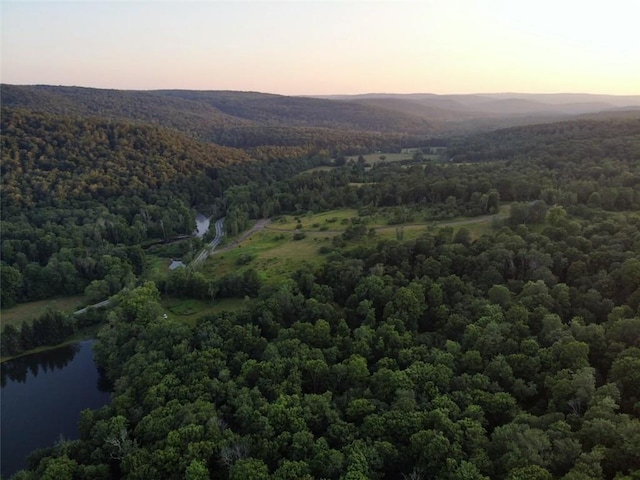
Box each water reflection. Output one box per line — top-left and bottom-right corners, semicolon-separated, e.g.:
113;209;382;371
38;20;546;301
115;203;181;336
1;343;80;386
96;366;113;393
1;340;111;478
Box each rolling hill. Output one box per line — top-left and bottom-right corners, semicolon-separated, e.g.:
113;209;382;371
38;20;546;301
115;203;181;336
0;85;438;146
315;92;640;129
0;107;253;209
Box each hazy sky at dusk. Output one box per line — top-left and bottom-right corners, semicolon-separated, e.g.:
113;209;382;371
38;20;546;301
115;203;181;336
2;0;639;95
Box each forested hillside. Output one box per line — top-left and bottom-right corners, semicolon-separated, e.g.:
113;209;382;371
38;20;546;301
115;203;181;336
447;118;640;167
2;98;640;479
320;92;640;118
1;85;435;146
0;107;330;308
0;108;253;210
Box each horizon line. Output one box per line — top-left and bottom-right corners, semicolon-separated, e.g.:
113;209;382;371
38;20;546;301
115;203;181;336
2;83;640;98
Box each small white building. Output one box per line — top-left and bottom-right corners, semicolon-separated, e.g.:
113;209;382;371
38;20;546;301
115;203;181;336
169;260;186;270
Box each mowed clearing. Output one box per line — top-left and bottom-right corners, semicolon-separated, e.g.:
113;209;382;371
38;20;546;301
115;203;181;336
1;295;87;328
160;297;253;327
202;229;338;285
201;206;509;284
345;152;440;165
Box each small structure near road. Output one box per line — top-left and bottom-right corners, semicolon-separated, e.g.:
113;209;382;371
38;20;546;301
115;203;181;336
169;260;186;270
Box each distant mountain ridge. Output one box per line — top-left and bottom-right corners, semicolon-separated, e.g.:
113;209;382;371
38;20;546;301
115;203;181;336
3;85;639;145
314;92;640;120
0;85;436;144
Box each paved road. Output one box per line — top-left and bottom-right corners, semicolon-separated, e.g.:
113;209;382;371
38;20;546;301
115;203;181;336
74;218;227;315
73;298;111;315
72;211;502;316
192;217;226;265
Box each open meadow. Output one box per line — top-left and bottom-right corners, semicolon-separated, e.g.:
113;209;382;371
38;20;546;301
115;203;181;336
0;295;87;328
345;152;441;165
200;206;509;286
160;297;253;327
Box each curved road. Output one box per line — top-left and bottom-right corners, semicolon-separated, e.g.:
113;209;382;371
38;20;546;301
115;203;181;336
192;217;226;265
74;212;495;315
75;217;227;315
73;298;111;315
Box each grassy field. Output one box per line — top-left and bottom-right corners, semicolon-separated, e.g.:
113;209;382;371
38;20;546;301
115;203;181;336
347;153;412;164
202;229;338;286
375;215;500;241
269;209;359;231
268;207;439;232
346;153;441;165
1;295;88;328
299;165;335;174
199;206;510;286
143;255;174;282
160;297;254;327
265;206;505;233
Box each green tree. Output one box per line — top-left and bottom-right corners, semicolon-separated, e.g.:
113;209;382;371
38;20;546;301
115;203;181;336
229;458;269;480
39;455;78;480
185;459;209;480
506;465;552;480
1;264;23;307
1;324;22;355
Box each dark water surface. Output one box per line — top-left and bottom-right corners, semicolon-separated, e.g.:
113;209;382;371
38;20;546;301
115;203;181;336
1;340;111;478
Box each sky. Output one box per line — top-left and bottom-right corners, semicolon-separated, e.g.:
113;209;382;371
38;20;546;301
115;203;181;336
1;0;639;96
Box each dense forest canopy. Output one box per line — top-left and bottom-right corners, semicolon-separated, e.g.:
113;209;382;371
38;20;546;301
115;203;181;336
0;106;340;309
0;108;253;209
8;208;640;479
1;87;640;479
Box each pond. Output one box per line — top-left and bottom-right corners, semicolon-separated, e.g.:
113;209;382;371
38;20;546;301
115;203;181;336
1;340;111;478
194;212;210;238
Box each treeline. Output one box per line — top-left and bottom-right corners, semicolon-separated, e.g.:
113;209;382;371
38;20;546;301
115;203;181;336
1;107;402;213
157;266;262;300
222;125;413;152
1;308;104;358
446;117;640;165
12;203;640;479
156;89;435;134
1;343;80;386
219;118;640;230
3;114;638;310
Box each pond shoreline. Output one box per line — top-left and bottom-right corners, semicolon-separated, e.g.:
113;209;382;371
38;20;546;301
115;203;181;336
1;339;112;478
0;327;100;364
